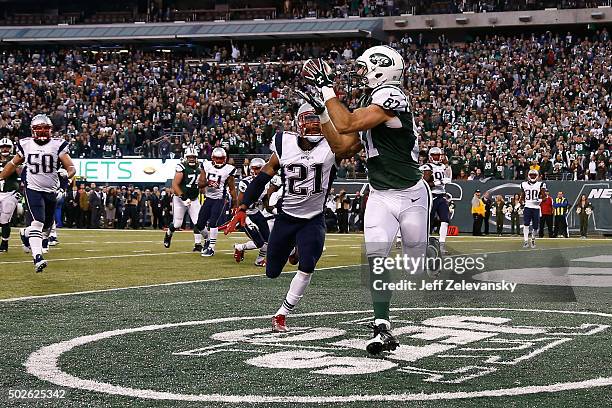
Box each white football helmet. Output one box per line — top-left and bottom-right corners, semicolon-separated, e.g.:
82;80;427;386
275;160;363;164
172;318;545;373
250;157;265;176
429;147;443;164
30;114;53;144
527;169;539;182
184;147;198;166
297;102;323;143
353;45;405;89
211;147;227;168
0;137;13;157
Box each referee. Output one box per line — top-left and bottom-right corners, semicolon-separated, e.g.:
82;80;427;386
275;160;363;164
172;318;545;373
553;191;569;238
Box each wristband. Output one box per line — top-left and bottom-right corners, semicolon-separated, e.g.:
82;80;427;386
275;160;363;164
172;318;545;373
319;110;330;124
321;86;337;103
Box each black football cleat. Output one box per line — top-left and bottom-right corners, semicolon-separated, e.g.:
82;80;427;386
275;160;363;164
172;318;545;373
366;322;399;355
0;240;8;253
163;232;172;248
34;255;48;273
193;243;203;252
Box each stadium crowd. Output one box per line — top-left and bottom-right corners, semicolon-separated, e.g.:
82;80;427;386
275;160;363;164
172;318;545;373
0;28;610;181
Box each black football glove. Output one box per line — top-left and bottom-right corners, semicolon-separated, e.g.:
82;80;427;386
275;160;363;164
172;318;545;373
302;58;334;88
295;89;325;115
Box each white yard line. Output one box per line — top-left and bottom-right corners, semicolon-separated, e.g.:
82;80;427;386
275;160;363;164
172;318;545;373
0;264;363;303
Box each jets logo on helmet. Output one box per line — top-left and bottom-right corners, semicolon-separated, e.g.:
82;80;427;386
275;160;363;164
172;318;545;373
353;45;405;89
297;102;323;144
184;147;198;167
249;157;265;177
528;169;539;183
30;114;53;145
0;137;13;157
211;147;227;168
429;147;443;164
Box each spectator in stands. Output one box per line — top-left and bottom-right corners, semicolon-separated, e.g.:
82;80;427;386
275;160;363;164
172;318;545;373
64;185;79;228
494;195;506;236
539;190;554;238
89;184;102;229
553;191;569;238
482;191;493;235
576;194;593;239
510;193;521;236
105;188;118;229
159;136;171;163
79;186;90;228
471;190;485;236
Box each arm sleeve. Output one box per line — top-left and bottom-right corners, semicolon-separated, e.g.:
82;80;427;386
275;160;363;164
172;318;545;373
241;172;273;208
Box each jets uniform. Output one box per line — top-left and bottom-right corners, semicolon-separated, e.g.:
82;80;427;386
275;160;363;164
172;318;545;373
358;84;431;259
164;157;203;250
0;155;20;251
266;131;336;278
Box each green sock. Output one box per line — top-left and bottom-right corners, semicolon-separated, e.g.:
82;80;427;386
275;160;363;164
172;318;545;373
368;257;392;321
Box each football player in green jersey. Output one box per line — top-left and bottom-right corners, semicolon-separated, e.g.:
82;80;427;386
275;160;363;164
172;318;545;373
163;148;205;252
302;46;433;355
0;138;21;252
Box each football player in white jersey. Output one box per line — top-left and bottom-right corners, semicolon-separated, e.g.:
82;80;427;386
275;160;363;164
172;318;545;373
0;114;76;272
195;147;237;257
224;102;350;333
421;147;453;254
232;157;274;267
301;46;432;354
164;148;204;252
0;138;20;253
521;169;546;249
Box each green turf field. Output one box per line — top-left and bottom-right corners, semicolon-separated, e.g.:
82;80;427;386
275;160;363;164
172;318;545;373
0;229;611;407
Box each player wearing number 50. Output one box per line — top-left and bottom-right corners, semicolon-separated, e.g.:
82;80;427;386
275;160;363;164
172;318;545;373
0;114;76;272
300;46;431;355
223;102;355;333
163;148;205;252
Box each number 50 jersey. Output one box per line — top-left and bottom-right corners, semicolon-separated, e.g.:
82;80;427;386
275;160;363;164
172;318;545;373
271;131;337;219
16;137;69;193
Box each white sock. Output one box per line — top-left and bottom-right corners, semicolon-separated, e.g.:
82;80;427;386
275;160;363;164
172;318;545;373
244;241;257;250
531;229;537;240
523;226;529;242
26;223;44;258
439;222;448;244
374;318;391;329
202;228;209;240
276;271;312;316
209;228;218;250
194;232;202;245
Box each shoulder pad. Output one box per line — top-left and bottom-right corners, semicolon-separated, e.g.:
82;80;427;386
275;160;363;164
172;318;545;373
175;163;185;172
419;163;433;172
370;85;409;112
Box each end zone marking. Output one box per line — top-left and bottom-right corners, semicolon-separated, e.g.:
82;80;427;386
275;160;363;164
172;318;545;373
24;307;612;403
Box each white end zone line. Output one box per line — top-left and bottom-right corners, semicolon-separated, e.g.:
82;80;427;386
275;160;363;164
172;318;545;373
0;264;363;303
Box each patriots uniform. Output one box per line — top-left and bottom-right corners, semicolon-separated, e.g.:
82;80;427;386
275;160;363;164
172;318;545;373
16;138;68;193
202;160;236;200
521;180;546;229
264;131;337;278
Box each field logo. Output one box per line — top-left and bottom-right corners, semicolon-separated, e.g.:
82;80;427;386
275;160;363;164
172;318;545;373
176;312;608;383
25;308;612;403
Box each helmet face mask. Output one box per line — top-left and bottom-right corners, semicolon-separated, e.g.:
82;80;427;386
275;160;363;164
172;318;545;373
249;157;265;176
429;147;442;164
528;170;539;182
184;147;198;166
297;103;323;144
211;148;227;168
30;114;53;145
0;138;12;157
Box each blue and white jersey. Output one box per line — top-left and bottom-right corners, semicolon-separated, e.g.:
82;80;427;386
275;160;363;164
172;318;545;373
421;162;452;195
16;138;69;193
521;180;546;209
202;160;236;200
239;174;283;215
271;131;336;219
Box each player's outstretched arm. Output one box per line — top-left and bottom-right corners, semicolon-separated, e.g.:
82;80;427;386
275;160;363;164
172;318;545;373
0;154;24;181
320;120;362;159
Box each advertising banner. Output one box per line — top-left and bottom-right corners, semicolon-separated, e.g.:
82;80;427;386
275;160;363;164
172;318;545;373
73;159;181;183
